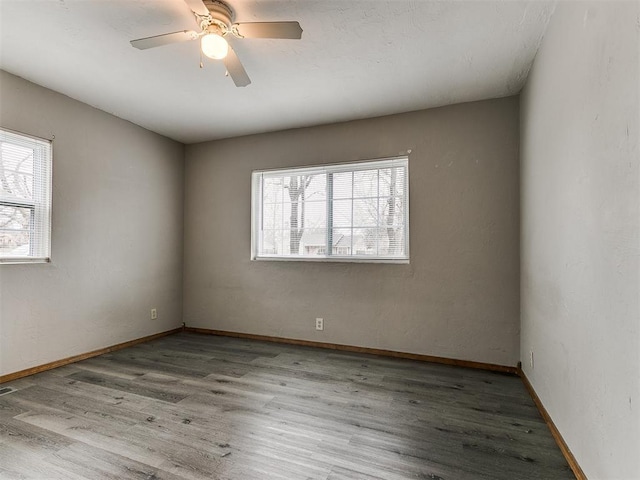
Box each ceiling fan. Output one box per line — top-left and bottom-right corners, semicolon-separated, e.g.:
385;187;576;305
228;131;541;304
130;0;303;87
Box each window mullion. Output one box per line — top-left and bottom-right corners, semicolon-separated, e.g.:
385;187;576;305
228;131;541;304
376;168;380;256
259;174;264;257
28;205;35;257
0;199;36;209
326;172;333;257
350;172;354;256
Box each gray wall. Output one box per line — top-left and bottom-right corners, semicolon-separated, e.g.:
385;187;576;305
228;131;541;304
184;97;520;367
0;71;185;376
520;1;639;478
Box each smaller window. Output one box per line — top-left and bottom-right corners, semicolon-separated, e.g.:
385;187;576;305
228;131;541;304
251;157;409;263
0;128;52;264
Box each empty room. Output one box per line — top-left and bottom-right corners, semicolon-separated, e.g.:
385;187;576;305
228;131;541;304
0;0;638;479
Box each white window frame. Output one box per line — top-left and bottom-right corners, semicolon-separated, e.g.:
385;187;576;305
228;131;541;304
251;156;409;263
0;128;53;264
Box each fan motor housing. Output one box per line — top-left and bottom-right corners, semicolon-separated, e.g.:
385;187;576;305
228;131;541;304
204;0;234;26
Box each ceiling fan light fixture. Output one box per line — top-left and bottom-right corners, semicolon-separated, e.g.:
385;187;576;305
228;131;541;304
130;0;303;87
201;33;228;59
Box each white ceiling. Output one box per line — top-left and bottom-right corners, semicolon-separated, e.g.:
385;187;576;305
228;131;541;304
0;0;554;144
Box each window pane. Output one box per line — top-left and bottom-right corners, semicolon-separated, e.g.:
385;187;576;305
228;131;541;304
377;165;406;256
263;177;284;204
259;173;327;256
262;202;284;230
379;196;405;228
331;199;352;228
331;228;353;256
387;226;406;256
0;205;32;257
300;228;327;256
304;175;326;201
353;169;378;198
303;200;326;229
332;172;352;199
354;227;380;256
353;198;377;227
261;229;289;255
0;204;31;231
379;167;405;197
0;142;34;202
0;231;30;257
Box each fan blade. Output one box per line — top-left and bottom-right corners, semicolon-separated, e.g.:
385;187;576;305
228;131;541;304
223;45;251;87
130;30;199;50
183;0;209;16
234;21;302;39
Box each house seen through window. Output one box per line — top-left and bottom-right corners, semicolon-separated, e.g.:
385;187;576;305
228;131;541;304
251;157;409;262
0;128;52;263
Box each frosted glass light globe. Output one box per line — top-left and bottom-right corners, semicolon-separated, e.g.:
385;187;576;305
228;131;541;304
201;33;228;60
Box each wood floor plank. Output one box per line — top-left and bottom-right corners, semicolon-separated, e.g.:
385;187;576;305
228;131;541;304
0;417;73;457
6;385;145;429
0;398;29;420
0;442;88;480
65;370;189;403
0;332;574;479
43;441;190;480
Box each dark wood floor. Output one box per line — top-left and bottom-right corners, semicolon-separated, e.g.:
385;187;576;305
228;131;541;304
0;332;574;479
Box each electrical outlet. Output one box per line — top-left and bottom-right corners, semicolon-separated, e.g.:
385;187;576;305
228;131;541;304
315;318;324;331
151;308;157;320
530;351;534;369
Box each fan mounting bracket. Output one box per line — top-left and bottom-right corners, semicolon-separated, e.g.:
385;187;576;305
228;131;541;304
195;0;243;37
203;0;234;28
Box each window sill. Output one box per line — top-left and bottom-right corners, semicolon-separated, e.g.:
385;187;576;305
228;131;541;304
252;255;409;264
0;257;51;265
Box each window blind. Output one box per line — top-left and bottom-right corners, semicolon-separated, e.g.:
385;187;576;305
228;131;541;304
251;157;409;262
0;128;52;263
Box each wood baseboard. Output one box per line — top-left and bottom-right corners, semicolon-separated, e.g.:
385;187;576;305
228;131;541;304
184;327;518;375
518;368;586;480
0;327;183;384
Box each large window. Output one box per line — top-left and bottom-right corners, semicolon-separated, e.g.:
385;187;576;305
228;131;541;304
0;128;52;263
251;157;409;262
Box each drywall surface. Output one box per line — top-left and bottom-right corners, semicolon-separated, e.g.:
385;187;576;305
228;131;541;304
184;97;520;366
520;1;640;478
0;70;185;376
